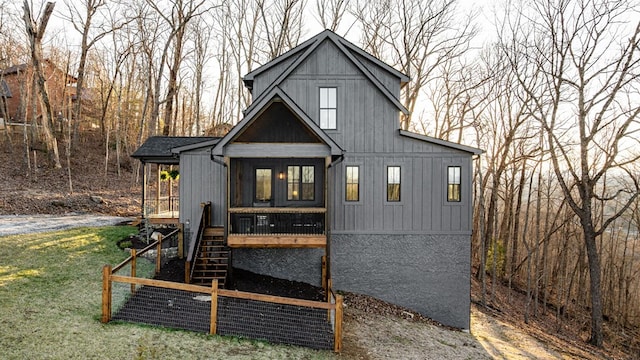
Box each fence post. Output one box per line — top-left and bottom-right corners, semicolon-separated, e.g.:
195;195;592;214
101;265;112;323
327;279;333;320
321;255;327;292
210;279;219;335
178;223;184;259
185;261;191;284
334;294;343;353
156;235;162;274
131;249;137;294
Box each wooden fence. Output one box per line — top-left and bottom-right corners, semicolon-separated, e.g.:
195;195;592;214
101;256;343;352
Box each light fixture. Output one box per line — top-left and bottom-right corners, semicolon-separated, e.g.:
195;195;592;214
278;172;285;180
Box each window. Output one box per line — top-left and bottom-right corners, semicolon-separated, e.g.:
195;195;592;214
448;166;461;202
255;169;272;202
345;166;359;201
387;166;401;202
288;165;315;200
319;87;337;129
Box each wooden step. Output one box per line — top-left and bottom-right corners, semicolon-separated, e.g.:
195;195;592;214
204;227;224;237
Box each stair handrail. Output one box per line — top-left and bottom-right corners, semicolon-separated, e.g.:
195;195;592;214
185;202;211;283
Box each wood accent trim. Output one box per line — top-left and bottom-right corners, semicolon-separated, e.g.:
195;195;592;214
101;265;112;323
147;217;180;225
228;207;326;214
204;227;225;237
217;288;334;309
110;275;213;293
210;280;218;335
334;294;343;352
227;234;326;248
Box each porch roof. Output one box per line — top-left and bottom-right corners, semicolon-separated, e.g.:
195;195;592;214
132;136;219;164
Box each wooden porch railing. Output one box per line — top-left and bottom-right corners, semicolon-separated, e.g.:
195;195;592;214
185;202;211;283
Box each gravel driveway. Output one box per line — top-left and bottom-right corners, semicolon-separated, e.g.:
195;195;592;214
0;213;132;237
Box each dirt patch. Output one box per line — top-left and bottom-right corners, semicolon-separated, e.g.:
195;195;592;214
0;131;140;217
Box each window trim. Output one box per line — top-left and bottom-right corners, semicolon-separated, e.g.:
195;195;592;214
386;166;401;202
254;168;272;203
287;165;315;201
345;165;360;202
446;165;462;203
319;87;337;130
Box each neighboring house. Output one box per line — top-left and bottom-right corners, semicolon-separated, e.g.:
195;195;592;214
134;30;481;330
0;60;77;122
0;79;12;127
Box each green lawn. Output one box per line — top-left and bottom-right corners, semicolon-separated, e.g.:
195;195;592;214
0;226;336;359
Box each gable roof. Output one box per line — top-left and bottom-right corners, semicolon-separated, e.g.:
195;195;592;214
212;86;344;157
132;136;219;164
243;30;409;116
399;130;483;155
1;60;78;81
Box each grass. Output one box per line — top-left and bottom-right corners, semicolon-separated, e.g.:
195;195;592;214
0;226;337;359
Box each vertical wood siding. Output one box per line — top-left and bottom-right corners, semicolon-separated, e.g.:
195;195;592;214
179;148;225;247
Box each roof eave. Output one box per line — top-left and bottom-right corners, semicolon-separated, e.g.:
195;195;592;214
399;130;483;155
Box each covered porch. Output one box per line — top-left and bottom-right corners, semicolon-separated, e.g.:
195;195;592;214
132;136;218;223
226;156;330;248
211;91;344;249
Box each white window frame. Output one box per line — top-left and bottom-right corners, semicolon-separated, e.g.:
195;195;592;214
319;87;337;129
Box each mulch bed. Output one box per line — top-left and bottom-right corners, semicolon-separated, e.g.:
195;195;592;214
111;257;334;349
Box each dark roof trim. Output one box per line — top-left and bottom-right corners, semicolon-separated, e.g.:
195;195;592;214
131;136;219;163
213;86;344;157
242;29;409;116
399;130;483;155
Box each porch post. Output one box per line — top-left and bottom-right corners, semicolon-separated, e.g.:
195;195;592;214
141;161;147;218
156;164;161;216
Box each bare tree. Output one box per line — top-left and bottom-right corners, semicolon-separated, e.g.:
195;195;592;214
188;15;212;135
22;0;61;168
146;0;213;136
256;0;306;59
502;0;640;346
62;0;130;143
353;0;476;130
314;0;349;32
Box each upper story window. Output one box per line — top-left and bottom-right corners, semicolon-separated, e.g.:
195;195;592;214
387;166;401;202
345;166;359;201
447;166;461;202
288;165;315;200
319;87;337;129
255;168;272;202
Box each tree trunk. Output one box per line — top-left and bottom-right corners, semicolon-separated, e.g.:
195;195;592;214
582;218;604;347
23;1;61;168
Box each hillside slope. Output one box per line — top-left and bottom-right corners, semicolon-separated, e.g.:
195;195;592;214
0;131;140;216
0;131;637;359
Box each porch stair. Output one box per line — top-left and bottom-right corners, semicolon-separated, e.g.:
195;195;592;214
191;227;229;287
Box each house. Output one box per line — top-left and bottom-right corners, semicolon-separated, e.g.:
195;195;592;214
0;60;77;122
0;79;12;127
134;30;481;330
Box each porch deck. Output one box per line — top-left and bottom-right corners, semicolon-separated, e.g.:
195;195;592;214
228;207;326;248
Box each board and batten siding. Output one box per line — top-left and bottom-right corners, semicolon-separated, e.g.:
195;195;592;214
251;52;302;96
179;148;225;247
331;152;472;235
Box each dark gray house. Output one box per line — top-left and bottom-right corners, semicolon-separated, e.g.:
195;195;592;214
151;30;480;330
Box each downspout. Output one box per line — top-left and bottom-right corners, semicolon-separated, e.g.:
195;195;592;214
212;151;232;281
325;153;345;289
